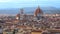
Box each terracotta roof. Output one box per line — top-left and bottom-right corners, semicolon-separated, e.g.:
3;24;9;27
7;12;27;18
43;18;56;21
16;25;26;28
34;7;43;16
16;14;20;17
48;29;60;32
32;29;42;32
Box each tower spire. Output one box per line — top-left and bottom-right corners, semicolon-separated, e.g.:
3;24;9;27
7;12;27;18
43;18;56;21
37;5;40;9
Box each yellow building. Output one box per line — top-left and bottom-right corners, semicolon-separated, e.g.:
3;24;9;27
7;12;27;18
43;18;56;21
31;30;42;34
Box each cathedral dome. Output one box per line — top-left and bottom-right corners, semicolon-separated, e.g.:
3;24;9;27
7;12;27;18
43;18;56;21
16;14;20;17
34;6;43;16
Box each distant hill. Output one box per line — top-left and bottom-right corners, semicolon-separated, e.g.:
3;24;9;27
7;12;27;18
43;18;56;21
0;7;60;14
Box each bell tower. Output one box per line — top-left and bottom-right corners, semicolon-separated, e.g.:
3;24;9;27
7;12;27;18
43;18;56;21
20;8;24;20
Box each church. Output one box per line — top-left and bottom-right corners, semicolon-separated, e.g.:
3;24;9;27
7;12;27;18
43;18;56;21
15;6;43;22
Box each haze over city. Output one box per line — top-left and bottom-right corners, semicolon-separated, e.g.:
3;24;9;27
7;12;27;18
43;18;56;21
0;0;60;34
0;0;60;14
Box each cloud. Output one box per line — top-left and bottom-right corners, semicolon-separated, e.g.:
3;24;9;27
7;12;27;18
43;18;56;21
0;0;59;2
0;0;11;2
0;0;38;3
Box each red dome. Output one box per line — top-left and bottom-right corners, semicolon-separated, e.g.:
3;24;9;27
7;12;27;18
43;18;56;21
34;7;43;16
16;14;20;17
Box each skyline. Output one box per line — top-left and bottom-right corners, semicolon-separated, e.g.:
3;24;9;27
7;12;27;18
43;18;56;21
0;0;60;9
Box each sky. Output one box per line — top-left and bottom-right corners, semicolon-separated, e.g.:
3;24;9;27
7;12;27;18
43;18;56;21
0;0;60;9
